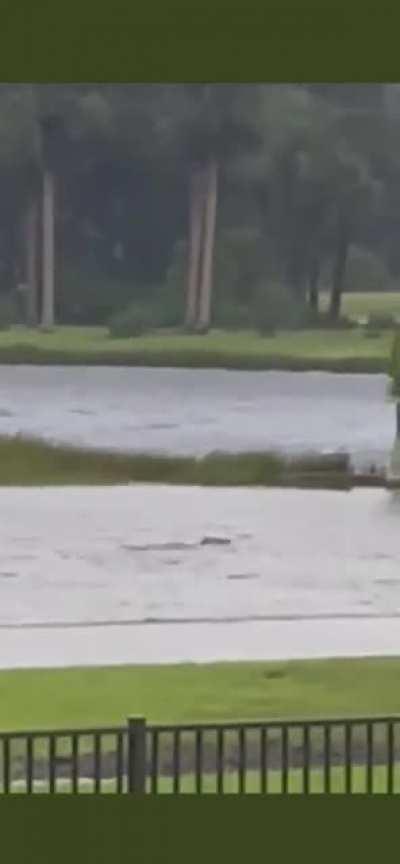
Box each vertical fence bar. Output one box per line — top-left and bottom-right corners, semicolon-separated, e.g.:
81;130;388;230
282;726;289;794
345;723;352;794
49;735;56;794
387;721;394;795
4;714;400;797
260;727;268;795
71;734;79;794
127;717;146;795
216;728;224;795
26;736;34;794
324;724;331;794
173;730;181;795
94;733;101;794
366;722;373;794
238;728;246;794
116;731;124;794
195;729;203;795
3;738;10;794
150;730;158;795
303;725;310;794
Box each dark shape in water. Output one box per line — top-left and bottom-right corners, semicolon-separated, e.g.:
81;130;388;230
122;542;196;552
201;536;231;547
226;573;259;581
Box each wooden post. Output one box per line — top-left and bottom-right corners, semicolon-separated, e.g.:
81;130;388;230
127;716;147;794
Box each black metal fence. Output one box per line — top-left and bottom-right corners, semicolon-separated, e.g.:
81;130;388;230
1;714;400;794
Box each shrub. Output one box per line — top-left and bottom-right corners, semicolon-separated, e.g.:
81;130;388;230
213;302;251;330
0;294;17;330
307;312;357;331
343;247;390;294
108;303;156;338
253;281;306;335
365;313;396;331
57;266;135;325
390;330;400;395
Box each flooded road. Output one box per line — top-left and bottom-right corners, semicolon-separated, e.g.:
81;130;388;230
1;485;399;668
0;366;395;469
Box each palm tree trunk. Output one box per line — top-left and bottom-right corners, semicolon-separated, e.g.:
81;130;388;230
196;158;218;333
308;259;320;314
185;165;204;330
24;197;39;326
329;227;348;321
41;168;55;330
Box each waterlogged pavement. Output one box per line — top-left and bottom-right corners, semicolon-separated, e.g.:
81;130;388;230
0;367;395;469
1;485;400;668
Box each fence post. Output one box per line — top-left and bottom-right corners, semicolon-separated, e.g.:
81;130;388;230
127;716;147;794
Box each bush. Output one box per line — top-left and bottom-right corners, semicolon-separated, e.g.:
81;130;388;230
390;330;400;395
213;302;251;330
0;294;17;330
165;229;269;327
343;247;390;293
365;313;396;331
108;303;156;338
253;281;306;335
307;311;357;331
57;266;136;325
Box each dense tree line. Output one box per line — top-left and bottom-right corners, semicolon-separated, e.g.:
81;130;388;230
0;83;398;331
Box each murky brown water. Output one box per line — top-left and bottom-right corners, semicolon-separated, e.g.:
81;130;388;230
1;485;400;668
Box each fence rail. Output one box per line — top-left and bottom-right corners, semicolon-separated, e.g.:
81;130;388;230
1;714;400;794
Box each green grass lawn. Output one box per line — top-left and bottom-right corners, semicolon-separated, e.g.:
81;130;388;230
0;437;285;487
2;659;400;796
0;436;363;488
338;291;400;321
1;658;400;731
0;323;392;372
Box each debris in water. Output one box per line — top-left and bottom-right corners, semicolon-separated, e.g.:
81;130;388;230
226;573;259;581
201;536;231;547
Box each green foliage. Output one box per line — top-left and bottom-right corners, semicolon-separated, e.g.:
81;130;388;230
165;228;268;328
307;311;357;331
365;313;396;330
57;266;136;325
390;330;400;395
108;302;156;338
0;294;17;330
214;227;268;306
2;657;400;729
213;303;251;329
344;247;390;294
253;281;306;335
0;325;390;373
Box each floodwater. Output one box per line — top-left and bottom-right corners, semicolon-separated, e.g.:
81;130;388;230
1;485;400;668
0;366;395;469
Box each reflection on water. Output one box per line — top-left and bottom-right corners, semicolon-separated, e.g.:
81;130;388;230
0;366;395;467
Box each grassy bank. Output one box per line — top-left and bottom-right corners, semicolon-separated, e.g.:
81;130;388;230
1;658;400;730
0;436;378;488
0;438;282;486
339;290;400;321
321;290;400;321
0;325;392;372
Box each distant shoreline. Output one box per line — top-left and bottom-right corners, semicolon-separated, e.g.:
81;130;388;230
0;325;391;374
